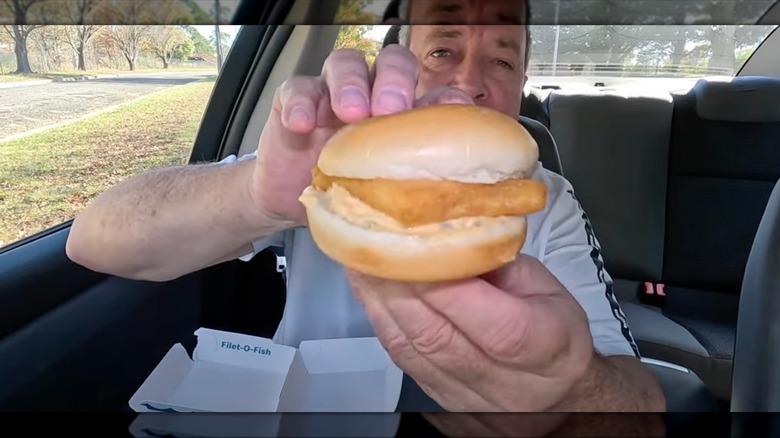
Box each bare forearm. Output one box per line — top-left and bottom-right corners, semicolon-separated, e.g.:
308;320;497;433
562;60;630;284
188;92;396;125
554;354;665;412
426;356;665;437
459;356;665;436
66;158;293;281
548;354;666;436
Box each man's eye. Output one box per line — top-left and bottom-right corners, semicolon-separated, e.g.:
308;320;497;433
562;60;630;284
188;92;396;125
430;49;450;58
496;60;514;70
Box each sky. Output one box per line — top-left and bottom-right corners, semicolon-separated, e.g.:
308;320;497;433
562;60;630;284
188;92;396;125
192;25;241;45
187;0;394;46
366;25;392;42
189;24;390;48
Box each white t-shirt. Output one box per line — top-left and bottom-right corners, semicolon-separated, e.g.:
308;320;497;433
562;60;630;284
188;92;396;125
224;152;639;358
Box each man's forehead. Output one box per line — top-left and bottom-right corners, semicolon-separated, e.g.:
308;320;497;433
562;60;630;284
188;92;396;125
409;0;527;24
423;26;523;52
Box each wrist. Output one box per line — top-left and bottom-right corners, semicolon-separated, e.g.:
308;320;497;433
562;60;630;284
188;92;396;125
548;349;604;413
233;158;299;235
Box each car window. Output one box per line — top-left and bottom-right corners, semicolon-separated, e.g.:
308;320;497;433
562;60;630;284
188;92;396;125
335;0;389;23
335;25;385;65
333;0;779;94
527;25;779;92
0;16;241;248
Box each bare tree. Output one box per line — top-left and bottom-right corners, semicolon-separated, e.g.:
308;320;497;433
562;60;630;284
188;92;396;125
144;25;186;69
29;25;70;72
109;25;149;71
101;0;152;71
1;0;43;74
61;0;104;71
91;25;119;69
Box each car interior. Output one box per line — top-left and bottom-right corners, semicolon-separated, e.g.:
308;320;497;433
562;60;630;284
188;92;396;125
1;0;779;434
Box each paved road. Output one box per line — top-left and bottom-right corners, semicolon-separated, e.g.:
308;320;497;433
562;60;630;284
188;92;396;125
0;72;214;141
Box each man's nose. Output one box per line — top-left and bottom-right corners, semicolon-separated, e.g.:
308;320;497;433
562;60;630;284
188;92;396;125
449;58;488;101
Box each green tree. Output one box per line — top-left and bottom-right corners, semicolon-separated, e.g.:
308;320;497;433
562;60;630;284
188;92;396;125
172;34;195;61
179;0;213;23
143;25;187;68
334;0;379;24
335;25;381;65
181;24;213;56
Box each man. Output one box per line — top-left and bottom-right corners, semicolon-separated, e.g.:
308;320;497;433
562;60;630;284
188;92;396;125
65;0;665;434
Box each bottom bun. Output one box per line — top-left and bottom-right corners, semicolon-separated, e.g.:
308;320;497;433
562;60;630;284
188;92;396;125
301;187;528;283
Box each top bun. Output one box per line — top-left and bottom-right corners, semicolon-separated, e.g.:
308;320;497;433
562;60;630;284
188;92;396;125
317;104;539;184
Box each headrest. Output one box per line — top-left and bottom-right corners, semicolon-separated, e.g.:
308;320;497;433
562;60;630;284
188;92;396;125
382;24;401;48
694;76;780;123
382;0;402;21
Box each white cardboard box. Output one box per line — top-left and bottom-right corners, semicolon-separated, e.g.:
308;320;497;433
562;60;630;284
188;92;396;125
128;327;404;413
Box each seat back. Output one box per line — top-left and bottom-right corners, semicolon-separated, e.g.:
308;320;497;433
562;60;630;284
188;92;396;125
544;87;729;397
381;0;402;22
546;88;675;284
382;24;401;48
519;115;563;176
665;77;780;296
545;77;780;401
731;179;780;412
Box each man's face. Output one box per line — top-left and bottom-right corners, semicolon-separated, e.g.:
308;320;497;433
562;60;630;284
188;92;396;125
406;0;528;119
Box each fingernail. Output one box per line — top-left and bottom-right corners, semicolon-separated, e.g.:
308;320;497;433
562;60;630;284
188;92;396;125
339;86;369;110
377;90;408;113
289;106;310;123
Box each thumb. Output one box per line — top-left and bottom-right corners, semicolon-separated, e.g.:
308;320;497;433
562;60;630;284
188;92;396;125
414;85;474;109
480;255;566;299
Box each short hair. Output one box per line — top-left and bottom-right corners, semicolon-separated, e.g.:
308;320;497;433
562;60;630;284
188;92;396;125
397;0;532;68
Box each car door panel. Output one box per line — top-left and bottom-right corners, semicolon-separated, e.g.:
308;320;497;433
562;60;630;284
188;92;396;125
0;263;203;411
0;19;292;411
0;224;104;341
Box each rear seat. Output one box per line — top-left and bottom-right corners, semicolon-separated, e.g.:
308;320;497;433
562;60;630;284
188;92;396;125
545;76;780;401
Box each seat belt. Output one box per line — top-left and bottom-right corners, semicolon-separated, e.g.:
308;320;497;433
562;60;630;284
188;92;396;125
640;282;667;307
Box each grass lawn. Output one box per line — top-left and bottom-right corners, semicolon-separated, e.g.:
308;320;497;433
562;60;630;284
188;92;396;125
0;76;217;247
0;67;216;83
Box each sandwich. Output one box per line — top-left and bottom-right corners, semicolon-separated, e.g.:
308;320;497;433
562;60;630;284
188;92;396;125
298;104;547;283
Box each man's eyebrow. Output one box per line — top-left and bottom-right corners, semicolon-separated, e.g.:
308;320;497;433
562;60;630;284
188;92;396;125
426;28;463;42
495;12;523;25
496;37;521;53
424;2;464;16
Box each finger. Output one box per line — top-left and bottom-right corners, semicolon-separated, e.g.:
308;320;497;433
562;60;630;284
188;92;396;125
348;272;503;404
428;283;571;370
350;273;477;366
322;49;372;124
370;44;419;116
414;85;475;109
480;254;564;298
418;279;535;365
275;76;323;134
420;263;578;371
347;271;497;411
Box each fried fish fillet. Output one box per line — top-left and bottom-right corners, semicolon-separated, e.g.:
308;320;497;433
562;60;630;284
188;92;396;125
311;166;547;227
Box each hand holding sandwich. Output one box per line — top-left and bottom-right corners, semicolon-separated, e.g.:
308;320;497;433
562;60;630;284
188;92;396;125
294;81;665;432
345;255;597;415
249;45;475;228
